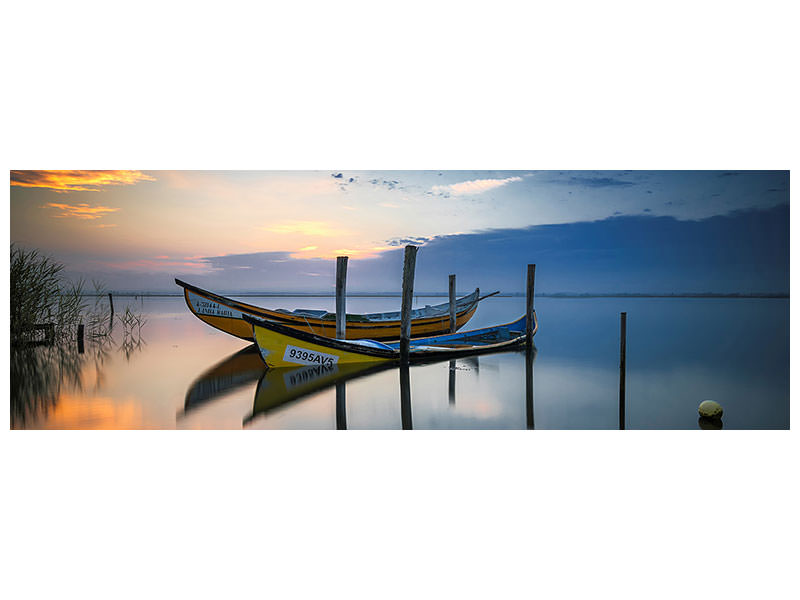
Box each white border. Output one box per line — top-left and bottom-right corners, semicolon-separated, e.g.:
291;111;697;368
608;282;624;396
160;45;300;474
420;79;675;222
3;2;797;599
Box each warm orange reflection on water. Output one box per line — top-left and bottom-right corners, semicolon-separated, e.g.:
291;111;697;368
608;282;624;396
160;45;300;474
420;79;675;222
36;392;152;430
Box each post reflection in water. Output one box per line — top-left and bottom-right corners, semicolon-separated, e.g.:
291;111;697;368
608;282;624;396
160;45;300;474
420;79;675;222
448;360;456;406
336;383;347;430
526;346;537;430
400;363;412;430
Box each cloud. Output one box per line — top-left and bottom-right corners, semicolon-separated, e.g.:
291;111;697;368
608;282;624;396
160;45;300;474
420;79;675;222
431;176;522;196
44;202;120;220
370;179;403;191
11;170;155;192
385;236;432;247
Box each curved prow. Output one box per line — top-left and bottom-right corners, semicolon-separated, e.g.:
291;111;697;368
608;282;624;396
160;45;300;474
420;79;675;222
507;309;538;336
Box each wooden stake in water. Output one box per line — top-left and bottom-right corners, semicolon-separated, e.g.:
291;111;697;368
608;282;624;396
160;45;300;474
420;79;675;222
449;274;456;333
399;245;418;361
526;264;536;348
108;293;114;317
335;256;348;340
619;312;627;430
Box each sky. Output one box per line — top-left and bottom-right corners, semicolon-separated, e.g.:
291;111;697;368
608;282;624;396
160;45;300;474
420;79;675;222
9;170;790;294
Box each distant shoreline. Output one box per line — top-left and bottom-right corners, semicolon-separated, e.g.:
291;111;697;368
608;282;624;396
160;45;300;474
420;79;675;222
78;292;790;299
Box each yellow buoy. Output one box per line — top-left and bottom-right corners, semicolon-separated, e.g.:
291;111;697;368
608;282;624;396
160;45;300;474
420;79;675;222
698;400;723;419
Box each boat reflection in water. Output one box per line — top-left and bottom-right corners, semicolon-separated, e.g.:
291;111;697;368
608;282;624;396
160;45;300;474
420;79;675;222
182;345;266;415
240;346;538;429
244;361;398;427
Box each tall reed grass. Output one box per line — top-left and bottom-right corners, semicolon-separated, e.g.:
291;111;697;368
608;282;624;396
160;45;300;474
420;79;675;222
10;244;86;345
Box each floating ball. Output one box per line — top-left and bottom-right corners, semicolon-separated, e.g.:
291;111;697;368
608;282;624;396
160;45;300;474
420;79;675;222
698;400;723;419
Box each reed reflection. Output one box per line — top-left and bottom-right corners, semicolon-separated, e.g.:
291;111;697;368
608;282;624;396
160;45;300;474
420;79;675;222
10;313;146;429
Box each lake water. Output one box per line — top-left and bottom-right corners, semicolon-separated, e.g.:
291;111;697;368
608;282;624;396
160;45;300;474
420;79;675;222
11;295;789;429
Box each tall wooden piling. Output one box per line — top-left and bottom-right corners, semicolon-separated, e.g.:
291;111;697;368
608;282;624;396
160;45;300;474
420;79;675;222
77;323;85;354
526;264;536;348
449;274;456;333
108;293;114;316
335;256;348;339
400;363;413;429
335;382;347;430
399;245;418;361
619;312;627;430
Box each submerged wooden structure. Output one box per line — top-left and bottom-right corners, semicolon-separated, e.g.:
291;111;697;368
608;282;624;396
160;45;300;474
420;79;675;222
175;278;488;342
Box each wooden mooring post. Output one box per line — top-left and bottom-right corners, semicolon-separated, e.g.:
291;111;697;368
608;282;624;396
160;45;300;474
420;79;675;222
335;256;348;339
449;274;456;333
108;293;114;317
399;245;418;362
619;312;627;430
526;264;536;348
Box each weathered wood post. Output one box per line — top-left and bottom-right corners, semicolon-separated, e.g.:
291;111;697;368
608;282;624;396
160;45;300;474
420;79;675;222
526;264;536;348
108;292;114;317
399;245;418;361
400;363;413;430
335;382;347;430
77;323;85;354
335;256;348;339
619;312;627;430
448;360;456;405
449;274;456;333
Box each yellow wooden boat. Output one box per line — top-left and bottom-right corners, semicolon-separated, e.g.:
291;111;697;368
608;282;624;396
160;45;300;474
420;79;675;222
244;311;537;368
175;278;489;341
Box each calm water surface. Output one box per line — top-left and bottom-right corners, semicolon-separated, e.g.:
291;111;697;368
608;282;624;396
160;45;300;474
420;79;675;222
11;295;789;429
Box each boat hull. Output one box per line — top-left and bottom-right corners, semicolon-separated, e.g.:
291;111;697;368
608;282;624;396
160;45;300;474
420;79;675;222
245;311;537;368
177;279;480;341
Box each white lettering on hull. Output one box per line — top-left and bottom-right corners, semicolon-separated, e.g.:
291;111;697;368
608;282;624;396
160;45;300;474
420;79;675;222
188;291;243;319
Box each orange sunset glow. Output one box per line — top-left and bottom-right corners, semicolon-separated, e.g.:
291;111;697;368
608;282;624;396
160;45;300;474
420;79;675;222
44;202;121;219
10;169;155;192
